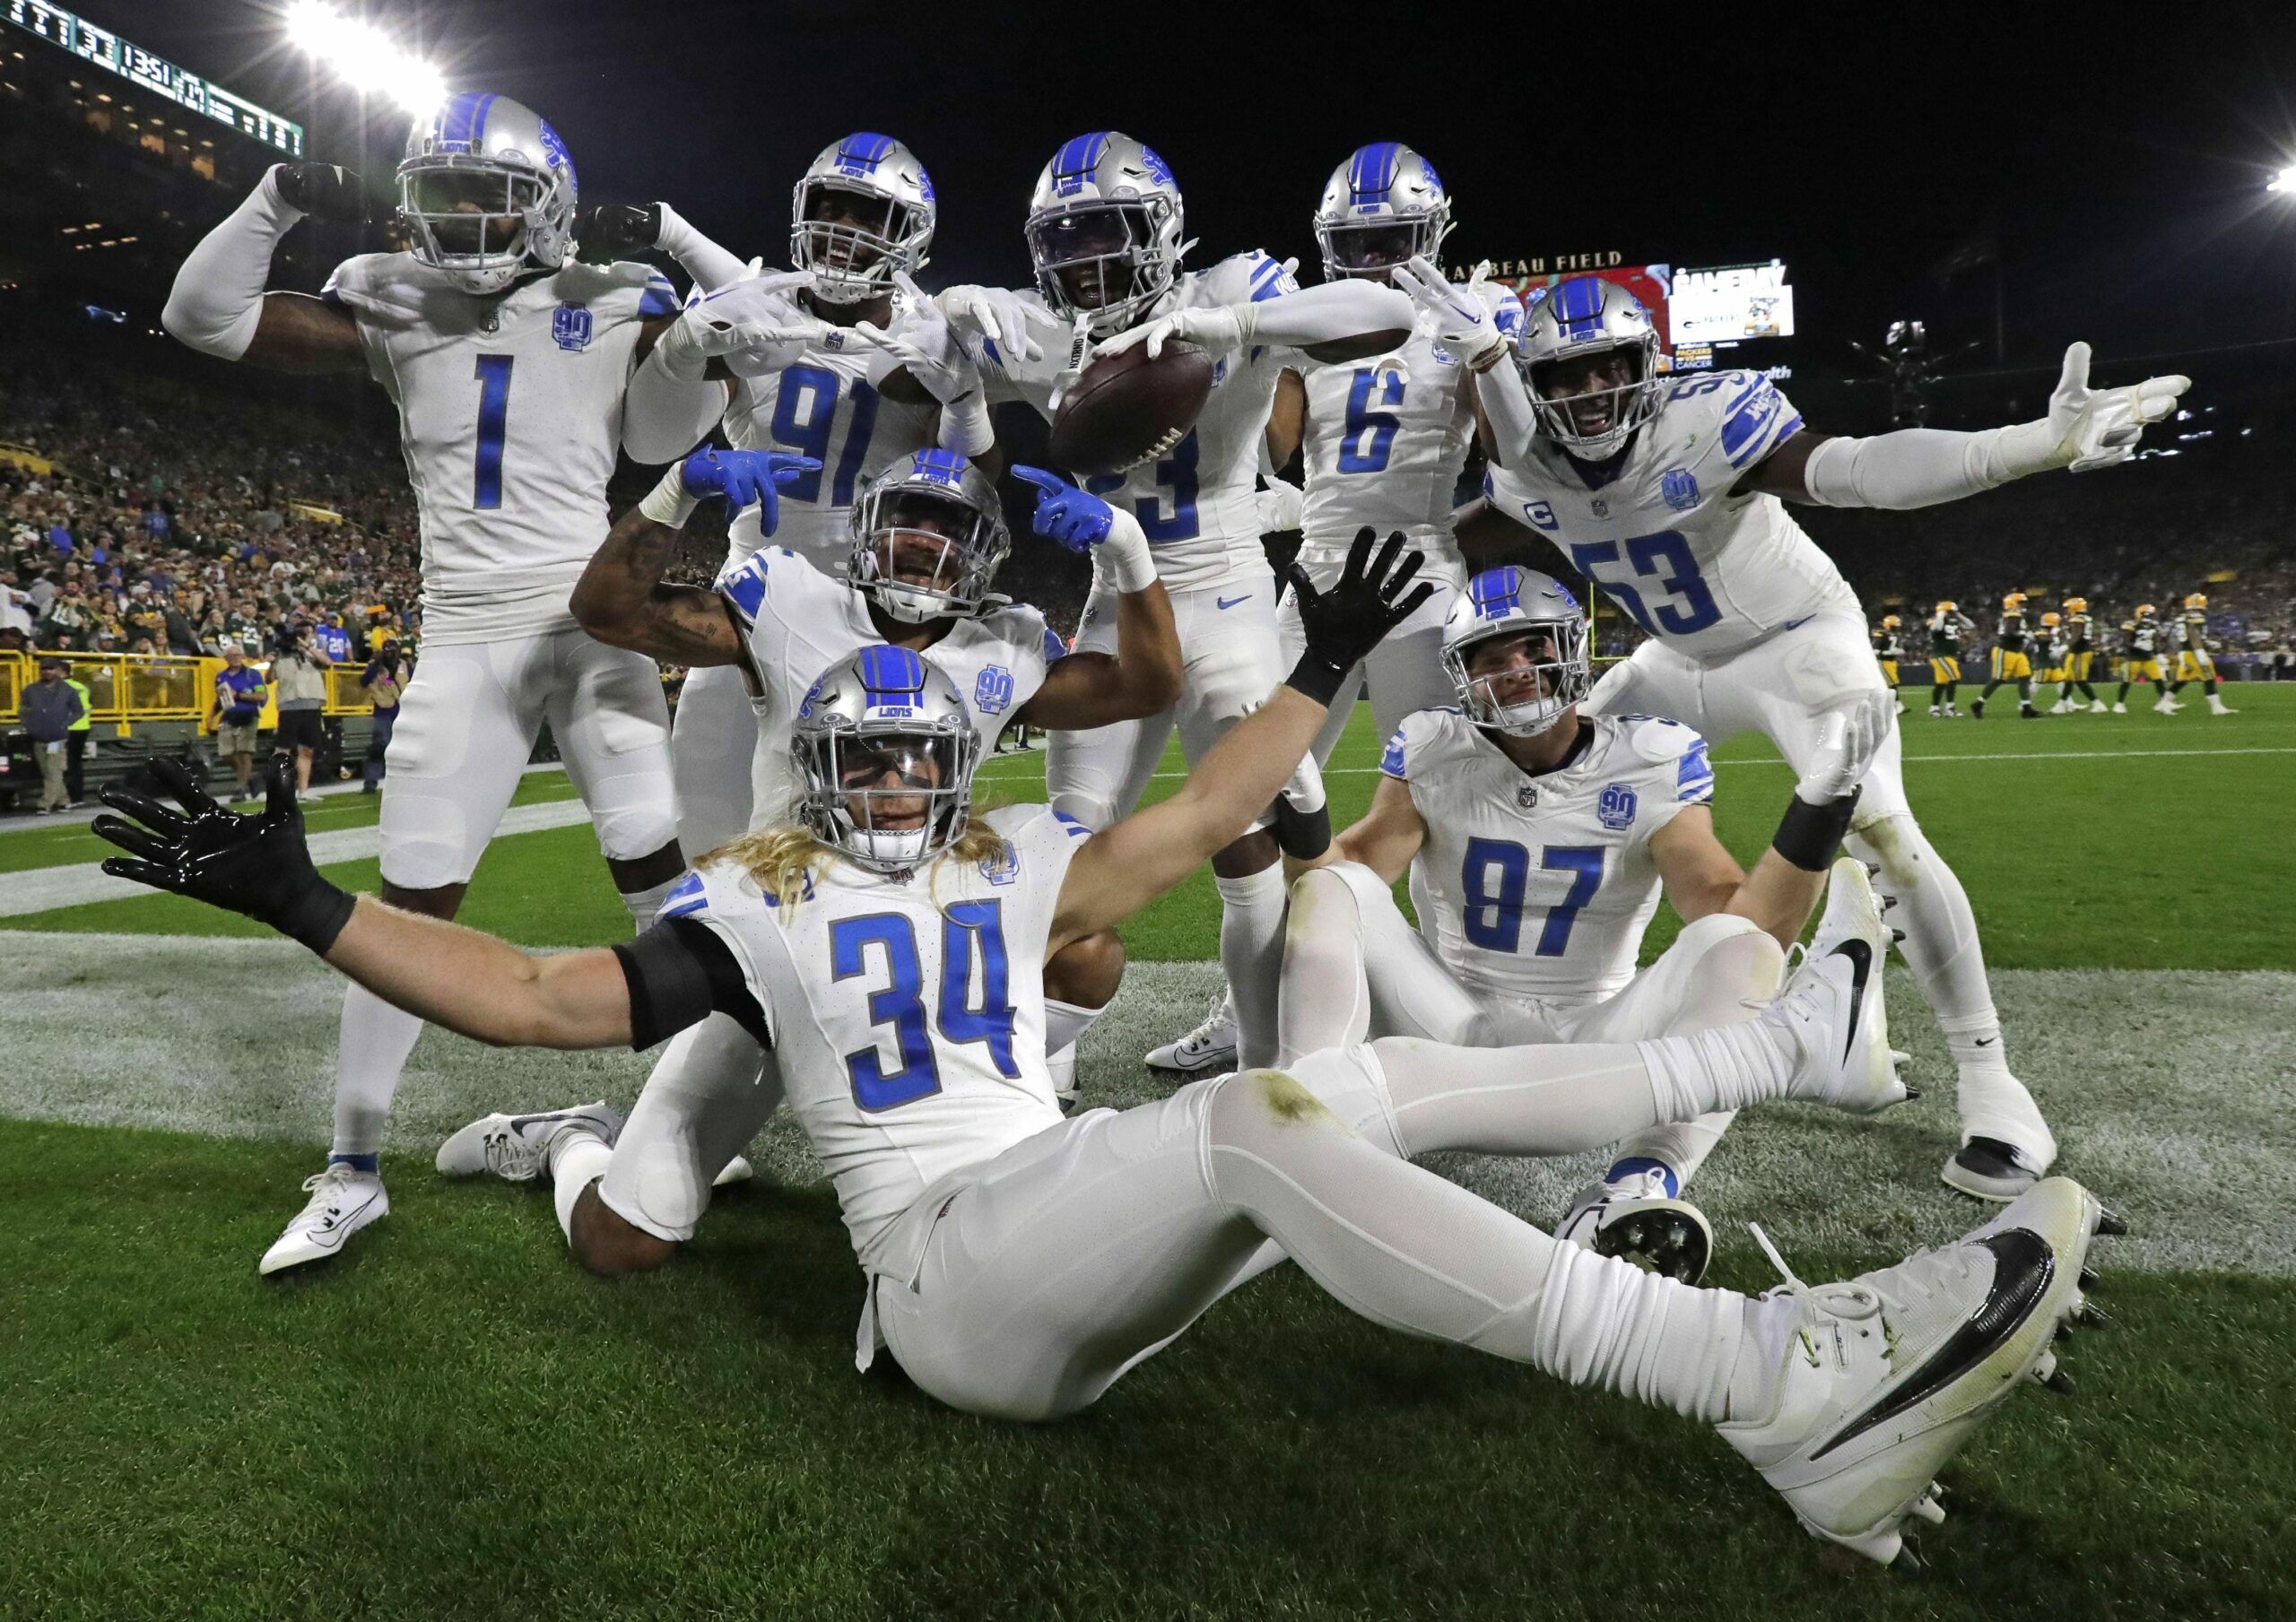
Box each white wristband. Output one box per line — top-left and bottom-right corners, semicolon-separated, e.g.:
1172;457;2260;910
937;389;995;458
639;463;699;527
1096;507;1158;595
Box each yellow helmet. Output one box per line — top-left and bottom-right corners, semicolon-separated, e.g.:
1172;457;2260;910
2003;590;2027;610
1881;613;1901;629
1935;600;1956;613
2136;603;2157;619
2041;612;2062;628
2184;593;2207;611
2064;596;2088;614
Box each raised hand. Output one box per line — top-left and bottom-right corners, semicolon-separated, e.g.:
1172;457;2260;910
1392;256;1506;369
92;757;354;951
855;273;977;403
578;202;662;258
937;282;1046;367
1796;688;1896;803
274;163;367;224
1012;465;1114;551
674;268;865;377
678;447;821;533
1284;526;1434;704
2039;343;2190;473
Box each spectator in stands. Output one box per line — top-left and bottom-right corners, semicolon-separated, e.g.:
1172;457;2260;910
269;619;333;802
208;644;267;803
360;641;405;794
22;656;83;813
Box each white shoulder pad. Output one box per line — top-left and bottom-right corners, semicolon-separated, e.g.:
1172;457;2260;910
974;802;1095;878
984;599;1057;670
657;857;776;926
1660;369;1805;477
714;545;813;633
1381;706;1471;782
1613;714;1716;805
1197;249;1299;310
322;253;428;323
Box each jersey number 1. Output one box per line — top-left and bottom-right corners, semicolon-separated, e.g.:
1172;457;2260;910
831;901;1020;1112
473;355;513;509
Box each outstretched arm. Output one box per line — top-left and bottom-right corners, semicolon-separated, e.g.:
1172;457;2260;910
1007;469;1182;729
1099;276;1415;369
163;165;368;373
1050;529;1432;950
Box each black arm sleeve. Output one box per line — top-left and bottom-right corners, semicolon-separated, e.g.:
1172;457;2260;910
611;916;771;1052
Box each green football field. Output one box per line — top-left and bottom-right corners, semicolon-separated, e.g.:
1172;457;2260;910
4;688;2293;1618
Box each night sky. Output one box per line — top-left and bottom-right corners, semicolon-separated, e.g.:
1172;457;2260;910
71;1;2296;372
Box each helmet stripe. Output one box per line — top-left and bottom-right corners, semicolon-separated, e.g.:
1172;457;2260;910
838;131;896;173
1052;132;1112;187
1348;142;1400;206
437;91;490;152
1554;274;1605;330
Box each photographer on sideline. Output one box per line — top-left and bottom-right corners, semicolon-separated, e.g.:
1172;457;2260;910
270;617;333;802
358;641;405;794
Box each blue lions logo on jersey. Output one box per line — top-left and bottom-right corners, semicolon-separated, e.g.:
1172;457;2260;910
975;665;1016;715
1662;468;1700;511
1598;782;1639;830
552;305;592;352
978;840;1021;886
1379;729;1407;778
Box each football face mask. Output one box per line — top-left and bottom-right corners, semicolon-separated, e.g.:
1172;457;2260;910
1448;623;1590;738
1027;203;1170;331
848;484;1009;624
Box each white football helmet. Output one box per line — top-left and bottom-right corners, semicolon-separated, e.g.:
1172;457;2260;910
1312;142;1453;282
1441;566;1591;737
1517;276;1664;458
791;132;936;304
1025;131;1187;335
397;92;577;295
846;450;1011;624
792;646;981;872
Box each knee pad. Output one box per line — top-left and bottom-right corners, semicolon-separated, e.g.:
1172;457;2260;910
1205;1067;1353;1170
1844;811;1934;897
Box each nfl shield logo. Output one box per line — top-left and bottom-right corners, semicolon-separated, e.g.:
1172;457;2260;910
1517;785;1540;809
552;305;593;351
1597;782;1639;829
1662;468;1700;511
1589;497;1609;518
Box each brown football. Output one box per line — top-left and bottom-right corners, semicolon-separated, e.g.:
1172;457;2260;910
1048;340;1216;477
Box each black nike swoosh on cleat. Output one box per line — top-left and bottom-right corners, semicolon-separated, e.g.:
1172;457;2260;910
1810;1228;2057;1461
1832;939;1874;1065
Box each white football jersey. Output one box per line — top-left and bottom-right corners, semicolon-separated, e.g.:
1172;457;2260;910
661;802;1091;1270
325;253;679;644
716;545;1059;826
982;251;1300;593
1383;709;1715;1003
721;316;938;574
1294;279;1518;585
1483;371;1858;660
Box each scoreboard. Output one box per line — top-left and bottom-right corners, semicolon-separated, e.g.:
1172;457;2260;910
1472;253;1797;375
6;0;305;156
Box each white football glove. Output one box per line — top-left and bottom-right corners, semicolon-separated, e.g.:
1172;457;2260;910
1096;303;1248;361
935;282;1045;368
1999;342;2189;474
1255;478;1305;533
855;273;977;404
1392;256;1507;370
1795;688;1896;803
670;265;869;380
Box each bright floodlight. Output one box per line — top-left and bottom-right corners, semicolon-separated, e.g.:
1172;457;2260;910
283;1;445;117
2270;164;2296;195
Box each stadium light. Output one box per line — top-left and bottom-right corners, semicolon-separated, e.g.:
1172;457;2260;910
283;1;445;117
2270;163;2296;195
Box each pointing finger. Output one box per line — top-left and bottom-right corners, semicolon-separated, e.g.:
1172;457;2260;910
1011;465;1067;496
2059;341;2092;396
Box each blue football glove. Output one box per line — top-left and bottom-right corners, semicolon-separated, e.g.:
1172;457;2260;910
1013;465;1114;553
679;447;820;535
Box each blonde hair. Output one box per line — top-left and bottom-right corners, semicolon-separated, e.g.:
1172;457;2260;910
705;799;1013;912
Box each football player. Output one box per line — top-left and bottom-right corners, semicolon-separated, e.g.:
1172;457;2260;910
1926;600;1973;716
1970;591;2037;719
158;94;788;1272
1278;567;1900;1284
2169;593;2235;716
2054;596;2105;713
568;446;1180;1145
1872;612;1905;712
2114;604;2170;712
93;532;2116;1569
941;132;1420;1075
1462;279;2186;1199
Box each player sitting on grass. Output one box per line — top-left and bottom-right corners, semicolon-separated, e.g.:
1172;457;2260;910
91;533;2119;1568
1278;565;1900;1286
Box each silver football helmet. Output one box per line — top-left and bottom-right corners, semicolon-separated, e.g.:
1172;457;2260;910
1025;132;1187;335
397;92;577;295
846;451;1012;624
1517;277;1664;458
793;646;982;872
791;132;936;305
1312;142;1453;282
1441;567;1590;738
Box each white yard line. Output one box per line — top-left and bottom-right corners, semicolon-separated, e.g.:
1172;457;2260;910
979;743;2296;779
0;796;594;917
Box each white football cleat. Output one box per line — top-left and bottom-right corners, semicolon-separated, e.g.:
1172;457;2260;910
1942;1131;2048;1202
2153;696;2180;714
1146;991;1239;1076
1718;1177;2120;1565
2087;701;2108;714
259;1163;389;1276
2208;694;2235;716
1558;1170;1713;1286
2111;701;2127;714
713;1155;755;1187
1761;858;1909;1115
436;1101;625;1184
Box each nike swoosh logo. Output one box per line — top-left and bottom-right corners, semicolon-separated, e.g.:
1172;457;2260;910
1810;1228;2055;1460
1216;594;1251;610
1833;938;1873;1065
311;1188;384;1245
1781;615;1814;632
1974;1037;1996;1047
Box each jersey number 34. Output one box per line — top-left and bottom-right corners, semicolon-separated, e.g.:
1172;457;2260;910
831;902;1019;1111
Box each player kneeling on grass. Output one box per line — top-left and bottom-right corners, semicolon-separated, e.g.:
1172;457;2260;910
1279;566;1900;1286
92;533;2121;1567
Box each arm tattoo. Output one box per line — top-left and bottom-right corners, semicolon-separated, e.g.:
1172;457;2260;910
573;509;742;664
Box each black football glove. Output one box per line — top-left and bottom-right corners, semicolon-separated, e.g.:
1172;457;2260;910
1283;526;1433;707
92;757;355;954
274;162;368;224
579;203;664;259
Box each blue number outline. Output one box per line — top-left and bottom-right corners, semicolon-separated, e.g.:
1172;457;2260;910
832;378;879;506
473;354;513;510
1535;846;1605;957
937;899;1019;1078
1089;428;1200;542
830;913;939;1111
770;364;840;504
1460;839;1607;957
1570;532;1720;637
1338;367;1405;474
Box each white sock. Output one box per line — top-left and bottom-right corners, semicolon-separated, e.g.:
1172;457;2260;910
619;876;681;932
550;1132;614;1244
1216;864;1289;1071
1044;997;1107;1105
330;984;425;1161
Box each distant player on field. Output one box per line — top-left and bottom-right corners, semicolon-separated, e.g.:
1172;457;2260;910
1970;590;2037;720
2168;593;2235;716
1926;600;1973;716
